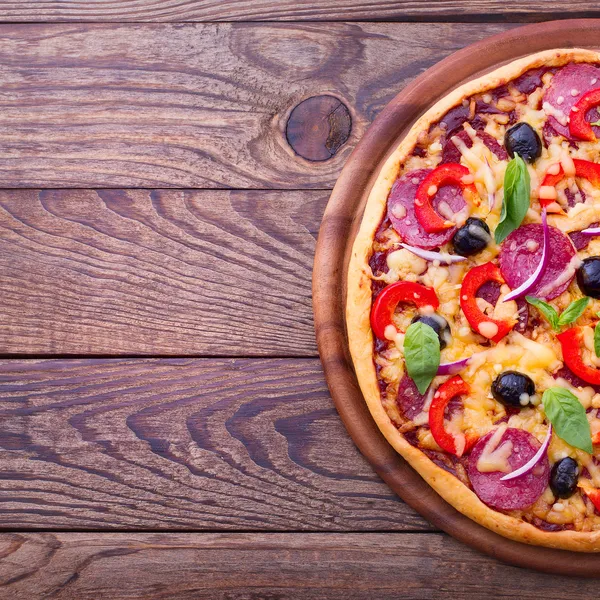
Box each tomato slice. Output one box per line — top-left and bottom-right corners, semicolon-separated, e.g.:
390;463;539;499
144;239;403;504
370;281;439;340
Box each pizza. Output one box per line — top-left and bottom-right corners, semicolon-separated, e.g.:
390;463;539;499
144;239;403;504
346;48;600;551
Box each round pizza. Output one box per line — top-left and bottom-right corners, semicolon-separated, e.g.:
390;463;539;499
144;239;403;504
347;48;600;551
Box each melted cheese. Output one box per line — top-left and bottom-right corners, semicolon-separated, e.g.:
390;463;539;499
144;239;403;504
476;424;513;473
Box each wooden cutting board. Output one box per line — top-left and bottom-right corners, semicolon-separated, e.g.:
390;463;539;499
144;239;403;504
313;19;600;576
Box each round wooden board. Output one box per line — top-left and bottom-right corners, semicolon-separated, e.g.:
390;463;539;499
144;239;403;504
313;19;600;576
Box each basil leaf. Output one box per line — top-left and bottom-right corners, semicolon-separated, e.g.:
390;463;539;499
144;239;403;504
595;322;600;358
404;321;440;394
495;154;531;244
557;297;590;327
525;296;559;331
542;387;593;453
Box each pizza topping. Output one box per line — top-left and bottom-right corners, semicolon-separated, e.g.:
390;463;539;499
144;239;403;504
503;209;550;302
543;63;600;140
499;223;577;300
550;457;579;499
441;129;508;164
437;353;484;376
452;217;491;257
459;262;516;343
476;424;513;473
569;87;600;141
396;375;429;421
414;163;479;233
387;169;464;249
569;223;599;251
504;122;542;162
576;257;600;299
428;375;477;457
370;281;439;340
558;327;600;387
410;313;451;350
468;428;550;510
501;424;552;481
539;159;600;212
494;154;530;244
404;321;441;394
398;242;467;265
491;371;536;408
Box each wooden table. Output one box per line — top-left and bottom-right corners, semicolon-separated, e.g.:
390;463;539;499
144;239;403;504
1;3;600;597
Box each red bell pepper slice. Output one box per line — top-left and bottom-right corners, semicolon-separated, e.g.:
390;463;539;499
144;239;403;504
569;87;600;141
540;159;600;212
579;481;600;513
557;327;600;386
370;281;440;340
459;262;516;344
414;163;479;233
428;375;477;457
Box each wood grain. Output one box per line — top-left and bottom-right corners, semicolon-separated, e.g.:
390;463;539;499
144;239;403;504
0;22;511;188
0;357;429;531
0;2;593;22
1;532;599;599
0;188;323;356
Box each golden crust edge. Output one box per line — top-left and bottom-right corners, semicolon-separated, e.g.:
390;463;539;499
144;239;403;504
346;48;600;551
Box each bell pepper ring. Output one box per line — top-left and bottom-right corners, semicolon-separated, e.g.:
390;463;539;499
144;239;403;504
414;163;480;233
569;87;600;142
428;375;478;457
459;262;516;343
370;281;440;340
540;159;600;213
578;481;600;513
557;326;600;386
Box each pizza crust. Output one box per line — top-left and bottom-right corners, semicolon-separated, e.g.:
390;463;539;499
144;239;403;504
346;48;600;551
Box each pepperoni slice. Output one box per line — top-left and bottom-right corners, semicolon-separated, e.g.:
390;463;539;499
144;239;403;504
499;223;576;300
396;376;427;421
468;428;550;511
569;221;597;251
387;169;465;250
440;130;508;164
543;63;600;140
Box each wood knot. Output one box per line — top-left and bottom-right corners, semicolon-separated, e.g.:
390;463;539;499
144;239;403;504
286;95;351;161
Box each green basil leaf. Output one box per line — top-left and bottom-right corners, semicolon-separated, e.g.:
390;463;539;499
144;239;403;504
404;321;440;395
525;296;559;331
595;322;600;358
542;387;593;453
557;297;590;327
495;154;531;244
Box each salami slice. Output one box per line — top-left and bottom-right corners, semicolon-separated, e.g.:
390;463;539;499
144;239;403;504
543;63;600;140
468;428;550;511
387;169;465;250
441;130;508;164
396;376;427;421
499;223;577;300
569;222;597;251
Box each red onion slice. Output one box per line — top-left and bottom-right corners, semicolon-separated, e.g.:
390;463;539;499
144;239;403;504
500;424;552;481
399;243;466;264
580;226;600;236
502;208;550;302
437;352;483;375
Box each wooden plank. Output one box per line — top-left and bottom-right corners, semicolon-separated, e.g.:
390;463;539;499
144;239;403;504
0;22;511;189
0;189;322;356
0;357;430;531
0;532;596;599
0;2;591;22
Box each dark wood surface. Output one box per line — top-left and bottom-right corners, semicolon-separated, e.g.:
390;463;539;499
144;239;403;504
0;9;597;599
0;1;595;22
